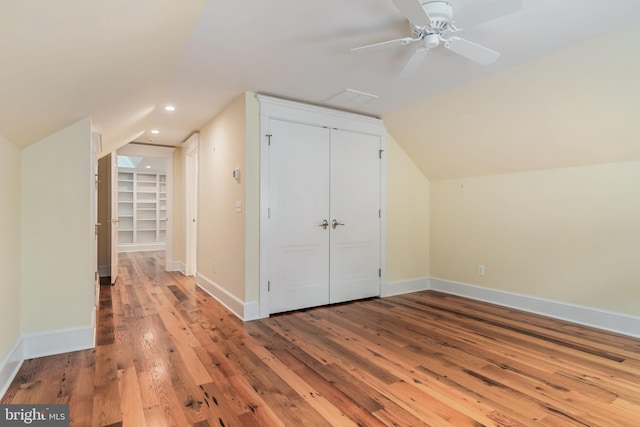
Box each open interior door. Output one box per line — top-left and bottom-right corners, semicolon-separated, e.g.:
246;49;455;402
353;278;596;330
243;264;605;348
110;152;119;284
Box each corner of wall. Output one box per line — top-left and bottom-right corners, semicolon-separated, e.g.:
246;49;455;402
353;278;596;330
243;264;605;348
0;134;22;399
244;91;261;303
197;94;248;303
20;117;94;336
384;133;431;285
0;339;23;399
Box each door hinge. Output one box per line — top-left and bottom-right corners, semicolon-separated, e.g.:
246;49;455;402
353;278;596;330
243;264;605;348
378;268;382;278
268;280;271;292
266;134;272;146
268;207;271;219
379;149;384;159
379;209;381;218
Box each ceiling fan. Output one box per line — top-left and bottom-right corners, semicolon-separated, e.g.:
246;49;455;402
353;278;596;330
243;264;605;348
352;0;504;74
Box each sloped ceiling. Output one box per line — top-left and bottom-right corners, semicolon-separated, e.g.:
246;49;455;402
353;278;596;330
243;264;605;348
384;22;640;180
0;0;206;148
1;0;639;180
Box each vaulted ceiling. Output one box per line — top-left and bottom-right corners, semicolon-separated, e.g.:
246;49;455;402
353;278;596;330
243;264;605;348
1;0;639;179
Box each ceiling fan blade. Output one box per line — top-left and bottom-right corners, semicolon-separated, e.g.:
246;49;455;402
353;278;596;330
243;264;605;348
350;36;417;53
401;47;429;75
444;37;500;65
392;0;432;27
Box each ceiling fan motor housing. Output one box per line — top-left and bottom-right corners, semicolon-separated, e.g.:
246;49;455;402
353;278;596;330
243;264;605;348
419;1;454;32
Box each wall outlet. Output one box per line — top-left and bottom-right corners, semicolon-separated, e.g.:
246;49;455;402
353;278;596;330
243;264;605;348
478;265;485;276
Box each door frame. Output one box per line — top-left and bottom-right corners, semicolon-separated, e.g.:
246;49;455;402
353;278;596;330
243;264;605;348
116;143;176;271
257;95;387;318
109;152;119;284
91;132;102;340
183;133;199;277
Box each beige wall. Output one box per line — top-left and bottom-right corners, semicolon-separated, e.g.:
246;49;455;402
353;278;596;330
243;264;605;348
198;95;247;300
21;118;94;333
386;134;430;282
382;24;640;321
430;161;640;316
244;93;261;301
196;93;432;303
0;134;21;363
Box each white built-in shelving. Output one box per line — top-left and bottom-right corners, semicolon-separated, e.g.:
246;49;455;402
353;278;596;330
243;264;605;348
117;170;167;252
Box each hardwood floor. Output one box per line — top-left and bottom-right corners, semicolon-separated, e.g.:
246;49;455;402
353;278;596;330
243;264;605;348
3;251;640;426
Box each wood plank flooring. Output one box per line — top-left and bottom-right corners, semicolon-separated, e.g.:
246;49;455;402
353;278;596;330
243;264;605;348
3;251;640;426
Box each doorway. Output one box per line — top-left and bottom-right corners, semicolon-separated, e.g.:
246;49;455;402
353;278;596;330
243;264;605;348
184;133;199;277
265;119;383;314
114;143;176;271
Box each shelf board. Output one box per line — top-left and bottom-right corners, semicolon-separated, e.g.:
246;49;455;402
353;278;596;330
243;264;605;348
116;170;165;246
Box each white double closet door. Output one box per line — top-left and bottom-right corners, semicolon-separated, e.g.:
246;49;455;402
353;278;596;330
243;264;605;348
267;119;382;314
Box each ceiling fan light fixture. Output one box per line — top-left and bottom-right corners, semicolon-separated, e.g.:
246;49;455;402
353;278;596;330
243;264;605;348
424;33;440;49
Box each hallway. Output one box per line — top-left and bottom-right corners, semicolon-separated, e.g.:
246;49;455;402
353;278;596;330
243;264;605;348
3;251;640;426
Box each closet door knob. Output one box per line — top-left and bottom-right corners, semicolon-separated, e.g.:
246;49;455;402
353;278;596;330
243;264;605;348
331;219;345;229
318;219;329;230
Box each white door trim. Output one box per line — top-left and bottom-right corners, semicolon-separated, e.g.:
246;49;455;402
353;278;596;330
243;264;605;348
117;143;175;271
257;95;387;318
183;133;199;277
91;132;102;342
109;152;119;284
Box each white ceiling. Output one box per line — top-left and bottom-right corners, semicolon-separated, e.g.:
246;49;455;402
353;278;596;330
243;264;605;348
2;0;640;176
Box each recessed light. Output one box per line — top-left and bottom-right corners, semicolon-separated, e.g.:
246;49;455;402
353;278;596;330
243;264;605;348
145;165;151;169
164;105;175;111
151;129;160;134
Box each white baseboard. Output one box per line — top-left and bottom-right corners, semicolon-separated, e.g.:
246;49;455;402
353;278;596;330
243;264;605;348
429;278;640;339
118;243;166;253
0;326;95;399
382;277;429;297
166;260;185;275
22;326;95;360
197;273;259;321
243;301;261;321
0;339;24;399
